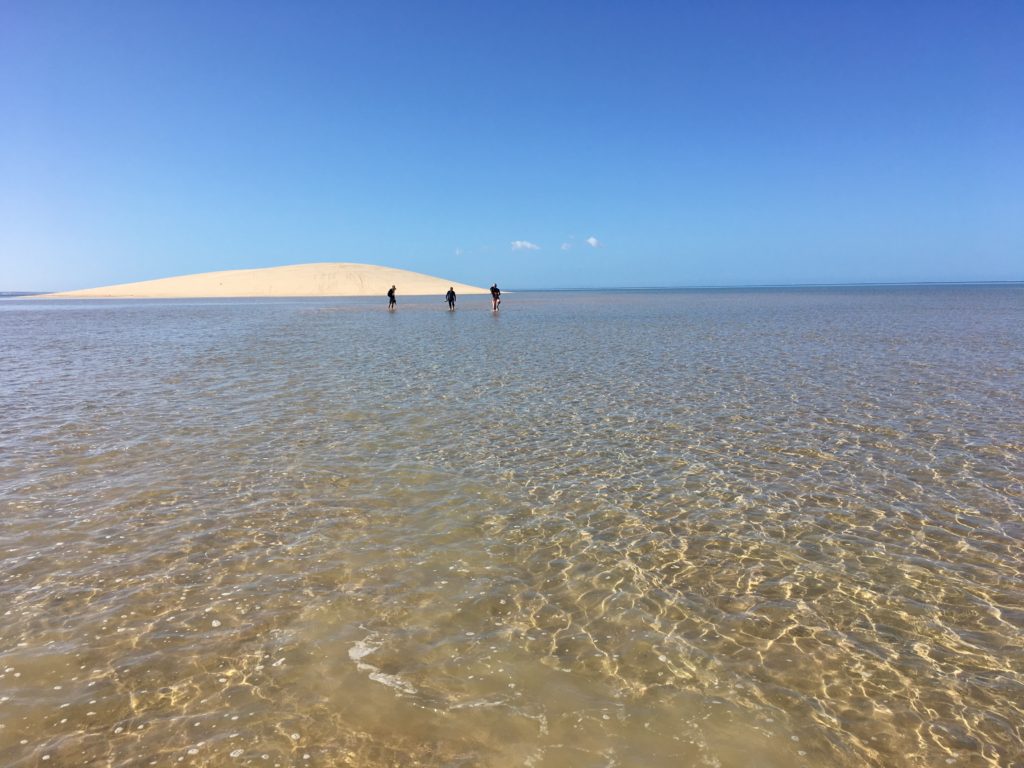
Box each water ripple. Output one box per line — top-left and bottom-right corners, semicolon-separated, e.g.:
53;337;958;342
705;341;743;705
1;287;1022;766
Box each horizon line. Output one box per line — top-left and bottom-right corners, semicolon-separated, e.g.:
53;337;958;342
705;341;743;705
4;279;1022;298
515;279;1024;292
505;280;1024;292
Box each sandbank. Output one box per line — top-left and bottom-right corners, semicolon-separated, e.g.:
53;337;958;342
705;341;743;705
46;263;488;299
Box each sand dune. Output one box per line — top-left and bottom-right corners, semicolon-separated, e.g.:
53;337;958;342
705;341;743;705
48;263;488;298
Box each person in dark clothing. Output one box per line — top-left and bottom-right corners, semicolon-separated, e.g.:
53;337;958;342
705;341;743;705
445;287;457;311
387;285;396;311
490;283;501;311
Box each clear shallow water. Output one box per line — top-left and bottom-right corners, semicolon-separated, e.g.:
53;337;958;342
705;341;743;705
1;286;1022;767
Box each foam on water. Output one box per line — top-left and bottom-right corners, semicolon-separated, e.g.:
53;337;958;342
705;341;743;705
1;287;1022;766
349;636;418;695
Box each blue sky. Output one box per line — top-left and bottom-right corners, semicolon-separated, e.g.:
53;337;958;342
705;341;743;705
1;1;1021;290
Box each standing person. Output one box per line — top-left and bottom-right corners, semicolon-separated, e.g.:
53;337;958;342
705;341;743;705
445;286;457;311
490;283;501;312
387;285;397;311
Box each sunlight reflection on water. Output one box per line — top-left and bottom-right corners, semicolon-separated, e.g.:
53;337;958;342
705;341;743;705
1;287;1022;767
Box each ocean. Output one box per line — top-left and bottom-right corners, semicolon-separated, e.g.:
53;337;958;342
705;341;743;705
1;286;1022;767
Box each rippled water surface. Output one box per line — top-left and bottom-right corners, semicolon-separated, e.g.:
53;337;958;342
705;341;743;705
2;287;1023;767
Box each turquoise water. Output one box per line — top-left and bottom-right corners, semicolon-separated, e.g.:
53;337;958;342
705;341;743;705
1;286;1022;766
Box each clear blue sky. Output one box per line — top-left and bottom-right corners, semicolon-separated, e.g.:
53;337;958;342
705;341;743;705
1;1;1021;290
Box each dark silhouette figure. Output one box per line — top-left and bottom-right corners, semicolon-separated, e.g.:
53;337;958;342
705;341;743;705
387;285;396;311
446;287;457;311
490;283;501;311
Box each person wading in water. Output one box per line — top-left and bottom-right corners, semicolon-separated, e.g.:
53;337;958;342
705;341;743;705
445;287;456;311
387;285;396;311
490;283;501;312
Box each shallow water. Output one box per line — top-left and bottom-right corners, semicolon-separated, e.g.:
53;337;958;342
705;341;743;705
1;286;1022;767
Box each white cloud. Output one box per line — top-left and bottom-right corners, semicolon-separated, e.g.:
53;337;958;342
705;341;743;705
586;236;601;248
454;248;463;256
511;240;540;250
560;242;572;250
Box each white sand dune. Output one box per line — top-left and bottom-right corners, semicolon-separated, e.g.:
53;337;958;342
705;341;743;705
47;263;488;299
